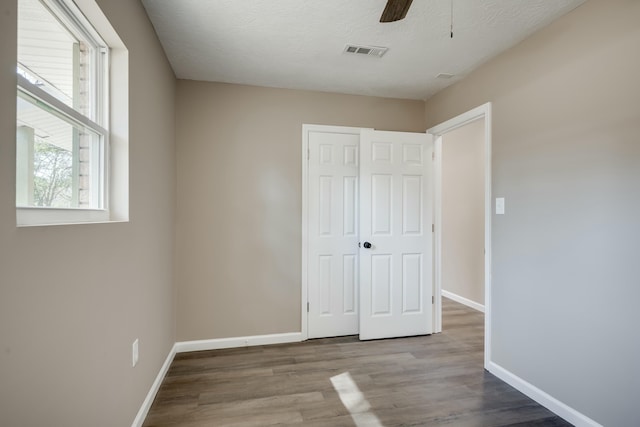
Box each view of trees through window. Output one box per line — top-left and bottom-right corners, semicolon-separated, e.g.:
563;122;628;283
32;139;73;207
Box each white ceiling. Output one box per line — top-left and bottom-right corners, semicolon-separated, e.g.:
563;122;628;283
141;0;586;100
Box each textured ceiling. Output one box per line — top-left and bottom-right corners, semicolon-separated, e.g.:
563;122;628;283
141;0;586;100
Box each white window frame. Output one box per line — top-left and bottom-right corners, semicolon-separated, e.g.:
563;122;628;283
16;0;114;226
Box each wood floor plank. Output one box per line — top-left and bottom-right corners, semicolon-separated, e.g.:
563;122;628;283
143;298;573;426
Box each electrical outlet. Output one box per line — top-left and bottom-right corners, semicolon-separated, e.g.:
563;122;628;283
132;339;139;367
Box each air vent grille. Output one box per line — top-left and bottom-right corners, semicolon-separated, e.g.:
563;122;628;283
344;44;388;58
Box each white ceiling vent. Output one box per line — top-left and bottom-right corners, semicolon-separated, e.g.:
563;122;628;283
344;44;388;58
436;73;455;79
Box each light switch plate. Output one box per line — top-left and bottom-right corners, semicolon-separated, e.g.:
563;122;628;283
496;198;505;215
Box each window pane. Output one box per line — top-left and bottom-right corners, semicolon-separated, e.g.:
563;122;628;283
18;0;94;119
16;94;102;209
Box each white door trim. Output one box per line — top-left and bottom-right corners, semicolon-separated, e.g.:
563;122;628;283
301;124;371;340
427;102;493;369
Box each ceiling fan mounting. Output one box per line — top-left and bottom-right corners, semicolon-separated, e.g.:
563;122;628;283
380;0;414;23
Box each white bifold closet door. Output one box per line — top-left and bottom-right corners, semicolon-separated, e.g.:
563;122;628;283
307;131;360;339
307;128;433;340
359;129;433;340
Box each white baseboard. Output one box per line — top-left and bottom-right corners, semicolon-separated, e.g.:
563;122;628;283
442;290;485;313
487;362;602;427
175;332;303;353
131;343;176;427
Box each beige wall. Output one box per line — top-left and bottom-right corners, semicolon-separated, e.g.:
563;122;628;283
0;1;176;426
4;0;637;425
175;81;425;341
425;0;640;425
441;119;484;306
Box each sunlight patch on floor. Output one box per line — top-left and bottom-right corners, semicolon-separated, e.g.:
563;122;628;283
330;372;383;427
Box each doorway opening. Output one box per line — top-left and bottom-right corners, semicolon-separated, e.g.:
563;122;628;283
428;102;492;369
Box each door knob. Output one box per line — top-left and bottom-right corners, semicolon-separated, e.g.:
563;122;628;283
363;241;372;249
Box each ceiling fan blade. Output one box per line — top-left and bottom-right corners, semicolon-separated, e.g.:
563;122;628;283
380;0;414;23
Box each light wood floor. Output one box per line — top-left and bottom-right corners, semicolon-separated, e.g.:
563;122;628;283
143;298;571;426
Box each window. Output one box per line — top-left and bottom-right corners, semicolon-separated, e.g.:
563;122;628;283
16;0;111;225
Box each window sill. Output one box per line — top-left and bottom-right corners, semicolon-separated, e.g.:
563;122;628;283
16;207;123;227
